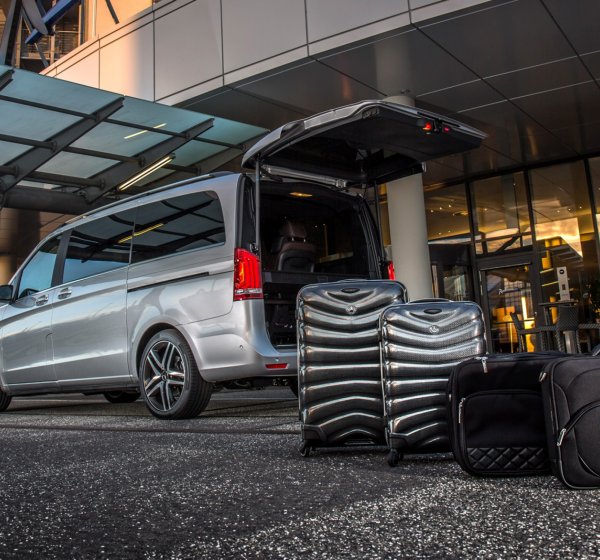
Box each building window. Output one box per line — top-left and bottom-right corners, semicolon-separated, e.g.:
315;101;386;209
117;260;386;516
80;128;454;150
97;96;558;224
530;161;598;319
425;183;473;301
472;172;531;255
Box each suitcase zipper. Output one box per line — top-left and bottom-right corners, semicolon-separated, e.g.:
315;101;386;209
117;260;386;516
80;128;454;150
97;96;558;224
556;400;600;447
474;356;488;373
458;398;465;424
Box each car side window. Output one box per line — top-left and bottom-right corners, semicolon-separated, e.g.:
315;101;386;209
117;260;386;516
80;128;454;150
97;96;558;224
17;236;62;299
62;210;136;284
130;191;225;263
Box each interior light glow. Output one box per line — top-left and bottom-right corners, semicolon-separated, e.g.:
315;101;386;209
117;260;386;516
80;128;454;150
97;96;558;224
118;222;164;244
117;155;174;191
124;123;167;140
289;192;313;198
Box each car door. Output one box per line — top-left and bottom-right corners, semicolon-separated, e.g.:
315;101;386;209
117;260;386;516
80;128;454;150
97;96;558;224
0;235;63;389
50;210;135;389
242;99;486;186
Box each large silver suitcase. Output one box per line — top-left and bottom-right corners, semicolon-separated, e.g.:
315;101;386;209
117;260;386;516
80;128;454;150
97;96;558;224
380;299;485;465
297;280;407;455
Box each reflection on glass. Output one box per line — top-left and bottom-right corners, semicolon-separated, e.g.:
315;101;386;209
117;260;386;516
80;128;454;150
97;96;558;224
432;263;472;301
530;162;598;319
484;265;534;353
472;172;531;254
17;236;62;298
425;184;471;244
425;185;473;301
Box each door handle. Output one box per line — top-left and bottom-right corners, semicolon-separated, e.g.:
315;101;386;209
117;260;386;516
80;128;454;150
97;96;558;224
57;288;72;300
34;295;49;306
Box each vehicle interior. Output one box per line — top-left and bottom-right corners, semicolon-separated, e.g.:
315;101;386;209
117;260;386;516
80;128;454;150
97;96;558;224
256;180;382;347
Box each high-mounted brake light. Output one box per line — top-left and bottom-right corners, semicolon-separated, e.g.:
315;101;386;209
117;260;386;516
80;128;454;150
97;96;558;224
386;261;396;280
422;121;434;133
442;124;452;133
234;248;263;301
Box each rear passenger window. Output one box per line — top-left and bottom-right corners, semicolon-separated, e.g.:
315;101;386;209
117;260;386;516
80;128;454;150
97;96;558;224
130;191;225;263
62;211;136;284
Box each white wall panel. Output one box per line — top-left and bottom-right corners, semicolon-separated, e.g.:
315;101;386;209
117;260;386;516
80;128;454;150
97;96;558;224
155;0;223;100
306;0;408;42
99;23;154;98
56;50;100;89
222;0;306;72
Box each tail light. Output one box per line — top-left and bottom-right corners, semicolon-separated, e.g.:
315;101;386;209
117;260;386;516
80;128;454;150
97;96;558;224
386;261;396;280
234;248;263;301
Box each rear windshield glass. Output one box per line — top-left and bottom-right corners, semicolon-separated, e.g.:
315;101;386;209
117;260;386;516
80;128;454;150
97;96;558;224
260;186;372;275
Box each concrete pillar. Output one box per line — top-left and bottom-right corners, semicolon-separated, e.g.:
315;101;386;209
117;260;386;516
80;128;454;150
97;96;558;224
385;95;433;300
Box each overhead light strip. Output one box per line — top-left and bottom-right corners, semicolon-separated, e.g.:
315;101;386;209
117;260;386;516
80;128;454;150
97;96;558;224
124;123;167;140
117;154;174;191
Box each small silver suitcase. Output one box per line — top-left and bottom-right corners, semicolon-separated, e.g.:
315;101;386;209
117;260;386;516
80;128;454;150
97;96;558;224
297;280;407;456
380;299;485;465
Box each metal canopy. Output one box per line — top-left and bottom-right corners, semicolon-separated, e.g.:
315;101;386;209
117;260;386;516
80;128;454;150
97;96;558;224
0;65;266;214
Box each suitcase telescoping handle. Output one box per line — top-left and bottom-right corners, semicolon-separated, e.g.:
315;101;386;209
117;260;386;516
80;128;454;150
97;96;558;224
409;298;452;303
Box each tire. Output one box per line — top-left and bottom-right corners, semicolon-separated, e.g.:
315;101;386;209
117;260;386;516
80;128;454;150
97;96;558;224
287;377;299;398
0;389;11;412
139;329;212;419
103;391;140;404
386;449;402;467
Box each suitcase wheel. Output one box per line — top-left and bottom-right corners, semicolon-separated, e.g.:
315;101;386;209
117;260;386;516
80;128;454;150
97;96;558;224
299;442;313;457
386;449;402;467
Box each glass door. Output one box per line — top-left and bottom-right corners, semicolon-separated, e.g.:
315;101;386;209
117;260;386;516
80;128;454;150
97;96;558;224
479;258;538;353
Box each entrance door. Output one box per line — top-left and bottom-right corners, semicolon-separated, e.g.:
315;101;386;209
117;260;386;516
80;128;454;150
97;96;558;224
479;256;540;353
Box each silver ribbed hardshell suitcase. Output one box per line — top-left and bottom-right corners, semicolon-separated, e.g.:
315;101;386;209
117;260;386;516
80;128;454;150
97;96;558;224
297;280;407;456
380;299;485;465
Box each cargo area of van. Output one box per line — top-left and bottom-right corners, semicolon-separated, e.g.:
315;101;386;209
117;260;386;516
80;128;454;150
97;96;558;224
242;179;385;349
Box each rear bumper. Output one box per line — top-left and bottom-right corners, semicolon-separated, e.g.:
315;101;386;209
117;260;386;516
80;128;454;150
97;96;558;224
179;300;297;382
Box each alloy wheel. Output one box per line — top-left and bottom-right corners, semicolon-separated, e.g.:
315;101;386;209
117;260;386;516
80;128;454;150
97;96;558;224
142;340;186;412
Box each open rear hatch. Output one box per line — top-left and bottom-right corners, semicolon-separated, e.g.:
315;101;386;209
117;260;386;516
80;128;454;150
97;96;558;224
241;100;485;348
242;100;485;185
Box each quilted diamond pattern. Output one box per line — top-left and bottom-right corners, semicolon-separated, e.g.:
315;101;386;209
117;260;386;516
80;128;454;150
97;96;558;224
467;447;549;472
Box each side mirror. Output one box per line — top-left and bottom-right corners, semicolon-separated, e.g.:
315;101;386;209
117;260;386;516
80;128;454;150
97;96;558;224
0;285;13;302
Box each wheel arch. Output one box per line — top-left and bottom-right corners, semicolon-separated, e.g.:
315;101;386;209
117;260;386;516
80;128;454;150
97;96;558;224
135;322;180;377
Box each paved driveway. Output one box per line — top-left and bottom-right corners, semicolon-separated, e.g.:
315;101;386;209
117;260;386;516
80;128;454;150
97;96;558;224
0;388;598;559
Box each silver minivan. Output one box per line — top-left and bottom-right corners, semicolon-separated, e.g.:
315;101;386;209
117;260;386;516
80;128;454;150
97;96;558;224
0;101;483;419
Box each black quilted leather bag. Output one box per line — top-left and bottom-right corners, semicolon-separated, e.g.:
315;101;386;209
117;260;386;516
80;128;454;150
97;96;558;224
448;352;564;477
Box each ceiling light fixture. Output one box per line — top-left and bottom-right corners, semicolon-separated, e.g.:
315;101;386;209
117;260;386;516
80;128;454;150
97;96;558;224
117;154;174;191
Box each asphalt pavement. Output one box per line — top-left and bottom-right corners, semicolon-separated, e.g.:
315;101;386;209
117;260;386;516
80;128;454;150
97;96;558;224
0;388;598;559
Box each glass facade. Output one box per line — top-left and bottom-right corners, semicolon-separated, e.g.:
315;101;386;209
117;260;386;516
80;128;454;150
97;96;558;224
472;172;531;255
425;184;474;302
530;162;598;323
423;156;600;353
